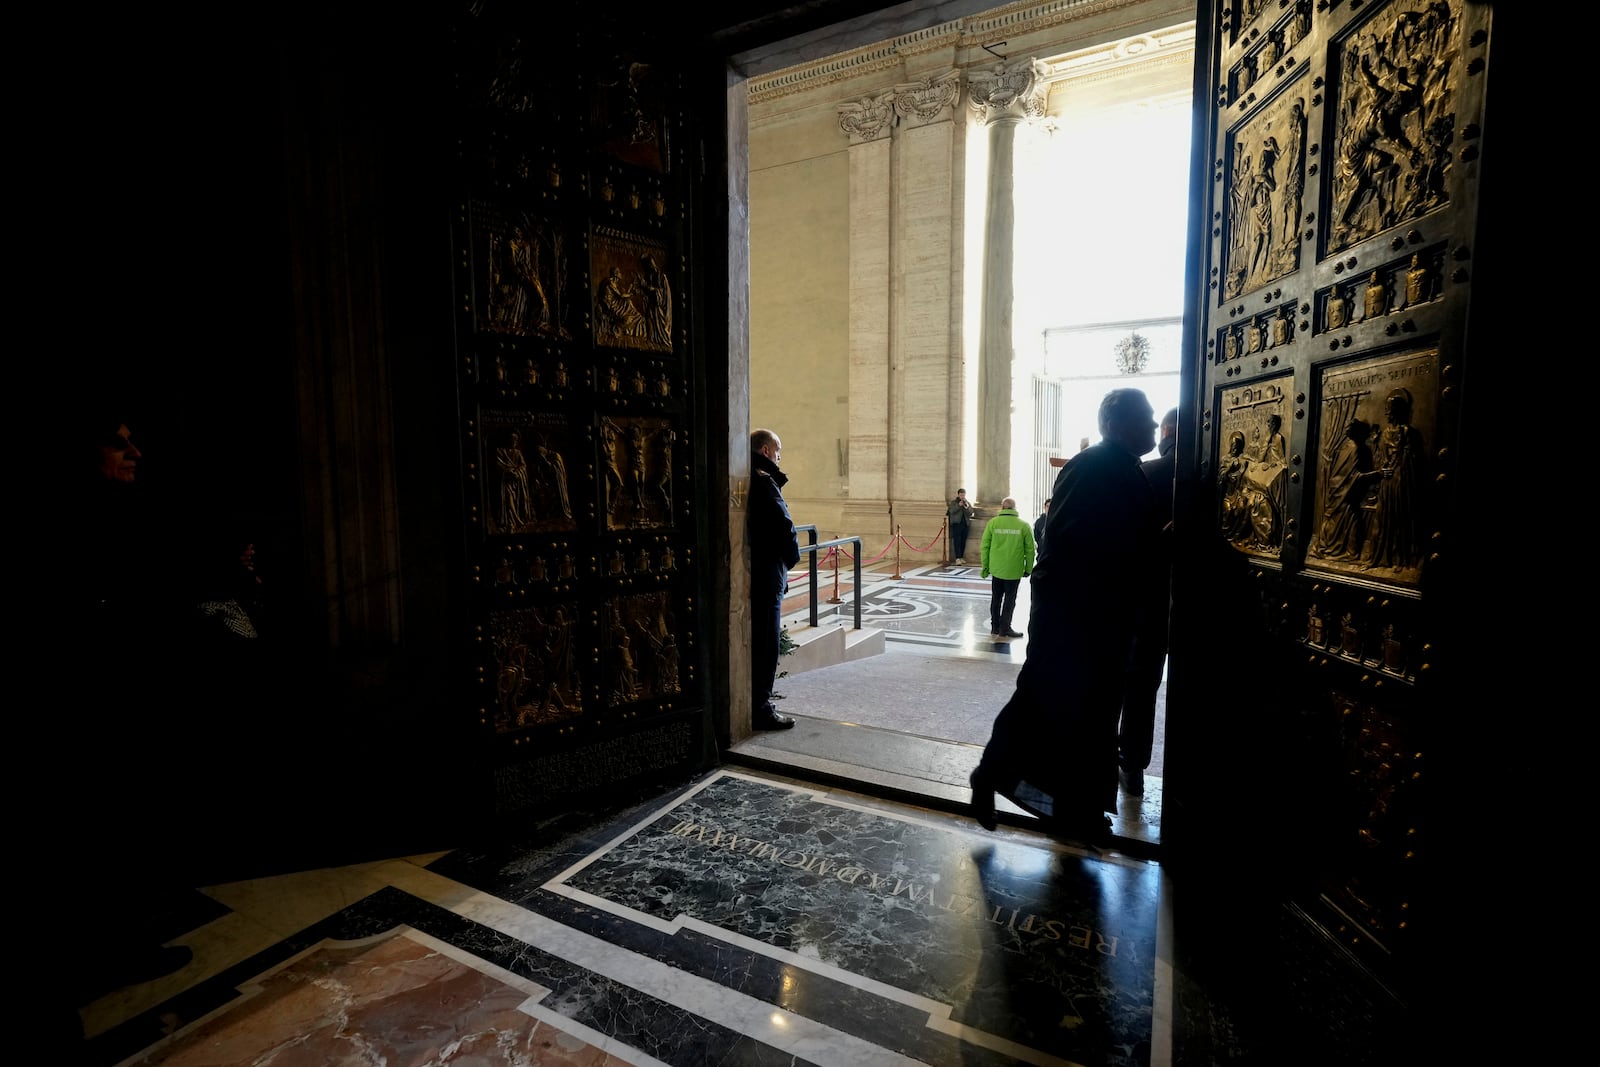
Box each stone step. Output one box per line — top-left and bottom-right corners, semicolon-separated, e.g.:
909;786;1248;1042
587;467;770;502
779;618;886;676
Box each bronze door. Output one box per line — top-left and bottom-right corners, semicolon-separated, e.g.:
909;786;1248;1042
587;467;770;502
446;9;720;816
1168;0;1498;994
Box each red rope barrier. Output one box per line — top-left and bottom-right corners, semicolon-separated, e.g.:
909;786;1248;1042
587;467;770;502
783;514;958;580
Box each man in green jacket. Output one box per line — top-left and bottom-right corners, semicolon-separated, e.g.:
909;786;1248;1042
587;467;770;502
980;496;1035;639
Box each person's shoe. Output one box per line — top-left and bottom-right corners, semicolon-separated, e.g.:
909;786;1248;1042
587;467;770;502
969;768;997;831
753;709;795;730
1001;629;1024;638
1119;766;1144;795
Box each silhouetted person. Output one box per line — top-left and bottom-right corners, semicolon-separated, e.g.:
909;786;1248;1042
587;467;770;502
947;488;973;564
47;400;197;1046
969;389;1160;845
748;428;800;730
1119;406;1177;795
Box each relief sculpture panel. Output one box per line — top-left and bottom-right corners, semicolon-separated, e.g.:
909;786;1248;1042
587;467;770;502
592;227;673;353
604;591;686;709
472;202;577;341
1327;0;1461;253
482;411;586;536
599;414;676;530
489;604;587;733
1215;375;1294;559
1305;348;1436;588
1223;90;1307;301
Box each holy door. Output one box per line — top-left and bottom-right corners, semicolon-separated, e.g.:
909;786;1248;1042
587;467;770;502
1168;0;1506;1013
445;6;724;816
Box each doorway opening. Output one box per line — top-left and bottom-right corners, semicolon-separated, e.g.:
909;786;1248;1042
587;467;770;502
728;2;1193;839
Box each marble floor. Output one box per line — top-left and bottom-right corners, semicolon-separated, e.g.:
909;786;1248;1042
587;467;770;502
75;767;1178;1067
66;559;1422;1065
738;559;1166;852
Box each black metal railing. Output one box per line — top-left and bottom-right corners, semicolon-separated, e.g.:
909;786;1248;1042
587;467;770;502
793;525;863;630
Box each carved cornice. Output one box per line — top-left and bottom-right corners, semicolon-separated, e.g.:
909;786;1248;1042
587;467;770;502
748;0;1162;104
968;58;1050;123
1034;24;1196;87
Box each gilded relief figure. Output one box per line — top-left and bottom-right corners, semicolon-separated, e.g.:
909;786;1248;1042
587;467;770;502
1218;430;1281;550
1258;33;1280;71
1259;413;1287;466
1327;285;1350;330
1276;100;1306;261
1381;624;1405;673
603;593;681;705
606;602;640;705
1361;270;1388;321
1224;95;1304;298
650;626;681;693
1340;612;1362;658
640;254;672;349
496;431;532;532
1330;2;1460;251
657;429;675;511
601;417;626;515
483;213;570;339
536;442;572;518
1312;417;1374;561
1360;388;1426;574
629;423;650;512
1307;603;1326;646
596;266;646;346
1403;253;1431;308
1270;307;1291;347
1282;2;1308;50
1307;352;1434;587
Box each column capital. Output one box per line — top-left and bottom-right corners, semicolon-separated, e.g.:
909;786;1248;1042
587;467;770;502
891;70;962;129
838;91;896;145
966;57;1049;125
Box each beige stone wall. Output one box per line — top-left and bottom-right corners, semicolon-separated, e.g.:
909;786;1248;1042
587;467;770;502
747;0;1195;558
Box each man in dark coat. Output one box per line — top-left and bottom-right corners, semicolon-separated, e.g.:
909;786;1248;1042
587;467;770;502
969;388;1160;844
1118;406;1178;795
748;428;801;730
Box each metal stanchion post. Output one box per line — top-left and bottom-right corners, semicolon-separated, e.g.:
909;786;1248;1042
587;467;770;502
827;546;842;604
891;524;904;580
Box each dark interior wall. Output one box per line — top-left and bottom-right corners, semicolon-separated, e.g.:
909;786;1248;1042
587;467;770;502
30;3;477;874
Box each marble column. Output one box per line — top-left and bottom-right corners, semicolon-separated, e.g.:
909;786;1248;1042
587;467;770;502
968;59;1047;507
